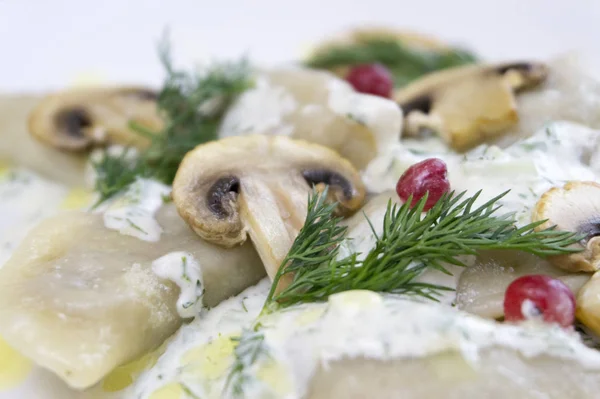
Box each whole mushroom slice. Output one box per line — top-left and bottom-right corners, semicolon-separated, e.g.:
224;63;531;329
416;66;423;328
0;203;264;389
0;95;87;186
172;135;366;282
532;181;600;272
395;62;548;151
28;86;164;152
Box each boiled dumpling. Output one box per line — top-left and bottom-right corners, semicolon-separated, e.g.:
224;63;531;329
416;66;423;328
456;250;590;319
0;203;265;389
218;67;402;170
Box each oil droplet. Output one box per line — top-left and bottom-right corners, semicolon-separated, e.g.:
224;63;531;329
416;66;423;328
148;382;184;399
60;187;95;210
0;336;32;391
0;161;10;177
181;334;237;380
102;343;166;392
295;307;326;326
256;358;292;396
426;351;477;382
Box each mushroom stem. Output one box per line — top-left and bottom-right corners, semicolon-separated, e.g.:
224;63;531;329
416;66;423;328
238;176;311;286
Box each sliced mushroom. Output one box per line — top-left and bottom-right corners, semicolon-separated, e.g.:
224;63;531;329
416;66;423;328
219;67;403;170
172;135;366;282
456;250;590;319
532;181;600;272
395;62;548;151
0;95;87;186
0;203;264;389
28;87;163;152
577;270;600;335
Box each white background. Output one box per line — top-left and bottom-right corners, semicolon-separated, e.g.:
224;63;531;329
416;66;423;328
1;0;599;92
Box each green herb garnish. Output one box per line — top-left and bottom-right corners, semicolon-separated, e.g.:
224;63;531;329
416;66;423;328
93;37;253;205
265;189;583;308
305;39;477;87
224;188;582;396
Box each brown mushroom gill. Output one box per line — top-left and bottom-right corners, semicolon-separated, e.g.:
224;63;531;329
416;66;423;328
172;135;366;288
395;62;548;151
28;86;164;152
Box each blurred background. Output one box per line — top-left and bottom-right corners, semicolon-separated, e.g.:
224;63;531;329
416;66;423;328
1;0;599;92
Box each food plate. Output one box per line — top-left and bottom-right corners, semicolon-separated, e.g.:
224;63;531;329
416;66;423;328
1;26;600;399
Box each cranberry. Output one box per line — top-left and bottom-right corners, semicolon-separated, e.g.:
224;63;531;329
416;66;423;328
396;158;450;211
504;275;576;328
346;64;394;98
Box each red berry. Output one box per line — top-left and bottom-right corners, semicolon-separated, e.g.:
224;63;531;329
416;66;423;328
346;64;394;98
504;275;575;328
396;158;450;211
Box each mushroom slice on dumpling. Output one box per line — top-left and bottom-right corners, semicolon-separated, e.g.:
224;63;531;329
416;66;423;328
28;86;163;152
0;95;87;186
396;62;548;151
0;203;264;389
172;135;366;289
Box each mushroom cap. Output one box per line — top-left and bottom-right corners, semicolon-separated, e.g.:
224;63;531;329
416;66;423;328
395;62;548;151
28;86;163;152
172;135;366;247
532;181;600;272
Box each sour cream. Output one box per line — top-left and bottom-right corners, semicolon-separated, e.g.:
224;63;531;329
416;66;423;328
152;252;205;319
101;178;171;242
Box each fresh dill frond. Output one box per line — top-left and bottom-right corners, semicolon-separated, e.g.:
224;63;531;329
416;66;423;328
305;39;477;87
224;327;269;398
222;188;583;395
93;36;253;204
92;148;144;207
267;190;584;308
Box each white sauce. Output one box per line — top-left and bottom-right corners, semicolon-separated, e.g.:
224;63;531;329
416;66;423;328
129;280;270;398
364;121;600;226
131;287;600;399
0;169;68;266
100;178;170;242
219;76;297;137
152;252;205;319
327;79;402;155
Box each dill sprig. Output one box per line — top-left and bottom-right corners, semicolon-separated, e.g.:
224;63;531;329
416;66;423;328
223;188;583;395
266;190;583;307
225;327;269;398
305;39;477;87
93;37;253;204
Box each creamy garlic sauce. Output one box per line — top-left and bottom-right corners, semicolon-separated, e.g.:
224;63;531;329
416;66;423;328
129;279;271;399
132;287;600;399
219;75;297;137
326;79;402;154
0;169;69;266
100;178;171;242
364;121;600;226
152;252;205;319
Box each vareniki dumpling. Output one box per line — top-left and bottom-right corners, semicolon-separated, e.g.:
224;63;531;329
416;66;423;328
0;203;265;389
